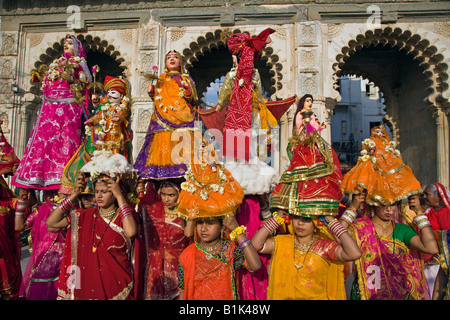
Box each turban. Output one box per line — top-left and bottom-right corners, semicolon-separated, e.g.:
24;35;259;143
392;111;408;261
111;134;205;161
104;76;127;95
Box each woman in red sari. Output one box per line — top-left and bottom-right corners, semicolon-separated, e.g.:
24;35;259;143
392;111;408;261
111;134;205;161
144;180;191;300
47;162;140;300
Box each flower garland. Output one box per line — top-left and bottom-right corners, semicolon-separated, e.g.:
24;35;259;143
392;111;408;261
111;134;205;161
359;138;401;162
46;56;85;82
180;164;227;201
85;98;129;148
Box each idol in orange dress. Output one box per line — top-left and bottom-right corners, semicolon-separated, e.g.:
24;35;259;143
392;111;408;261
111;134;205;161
176;137;244;219
270;94;343;216
134;50;198;180
341;125;422;205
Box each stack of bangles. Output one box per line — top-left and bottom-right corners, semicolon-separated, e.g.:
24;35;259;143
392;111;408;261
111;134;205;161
15;200;27;216
328;219;348;238
59;197;74;215
118;204;133;221
263;212;285;234
413;214;431;231
229;225;252;250
339;208;357;225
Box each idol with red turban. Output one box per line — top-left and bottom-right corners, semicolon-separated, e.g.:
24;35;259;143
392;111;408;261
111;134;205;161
60;75;132;194
85;75;132;158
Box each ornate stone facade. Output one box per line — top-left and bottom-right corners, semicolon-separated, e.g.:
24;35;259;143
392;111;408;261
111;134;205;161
1;1;449;186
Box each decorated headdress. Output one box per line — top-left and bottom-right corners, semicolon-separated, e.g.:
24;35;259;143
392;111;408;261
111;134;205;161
79;149;137;182
0;120;20;176
104;76;129;97
65;34;87;59
341;124;422;206
227;28;275;58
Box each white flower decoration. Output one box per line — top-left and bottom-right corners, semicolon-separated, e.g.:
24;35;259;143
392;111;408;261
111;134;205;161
200;189;209;200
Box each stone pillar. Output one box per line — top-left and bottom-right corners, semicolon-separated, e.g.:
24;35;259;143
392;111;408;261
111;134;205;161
436;108;450;188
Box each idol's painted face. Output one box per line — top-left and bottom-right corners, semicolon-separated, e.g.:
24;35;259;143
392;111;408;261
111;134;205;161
304;97;313;109
64;38;75;56
374;128;384;138
107;89;124;105
166;52;181;72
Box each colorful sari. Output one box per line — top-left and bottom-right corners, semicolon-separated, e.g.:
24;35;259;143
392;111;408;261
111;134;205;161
57;207;141;300
223;28;275;161
12;35;91;190
20;199;66;300
236;195;270;300
350;216;427;300
176;138;244;220
437;230;450;299
0;179;21;300
267;234;345;300
144;201;190;300
341;125;422;205
178;239;246;300
134;71;197;180
270;117;343;216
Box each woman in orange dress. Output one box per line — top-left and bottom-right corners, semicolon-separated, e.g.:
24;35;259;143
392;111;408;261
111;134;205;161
177;216;261;300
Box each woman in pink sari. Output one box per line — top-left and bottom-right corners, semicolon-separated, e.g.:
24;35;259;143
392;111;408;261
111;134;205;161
12;34;91;190
18;190;66;300
340;200;438;300
235;195;270;300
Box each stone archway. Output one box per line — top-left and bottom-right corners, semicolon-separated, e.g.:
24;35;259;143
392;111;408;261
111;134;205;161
181;29;284;102
35;34;127;87
332;27;450;186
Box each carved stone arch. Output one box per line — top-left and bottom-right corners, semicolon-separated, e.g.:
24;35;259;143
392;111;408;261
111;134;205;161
34;34;127;88
181;29;283;101
333;27;449;112
331;26;450;186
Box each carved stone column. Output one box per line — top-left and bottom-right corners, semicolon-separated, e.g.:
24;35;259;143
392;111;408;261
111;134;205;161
435;108;450;188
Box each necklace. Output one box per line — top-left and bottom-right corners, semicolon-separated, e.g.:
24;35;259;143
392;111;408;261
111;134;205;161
373;217;393;234
198;240;222;260
99;207;117;219
294;236;316;270
164;206;177;220
92;209;116;253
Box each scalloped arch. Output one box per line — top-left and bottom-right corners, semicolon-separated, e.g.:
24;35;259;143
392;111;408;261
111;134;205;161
333;27;449;111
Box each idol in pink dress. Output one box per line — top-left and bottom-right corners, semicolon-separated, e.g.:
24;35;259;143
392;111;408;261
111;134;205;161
12;34;91;190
